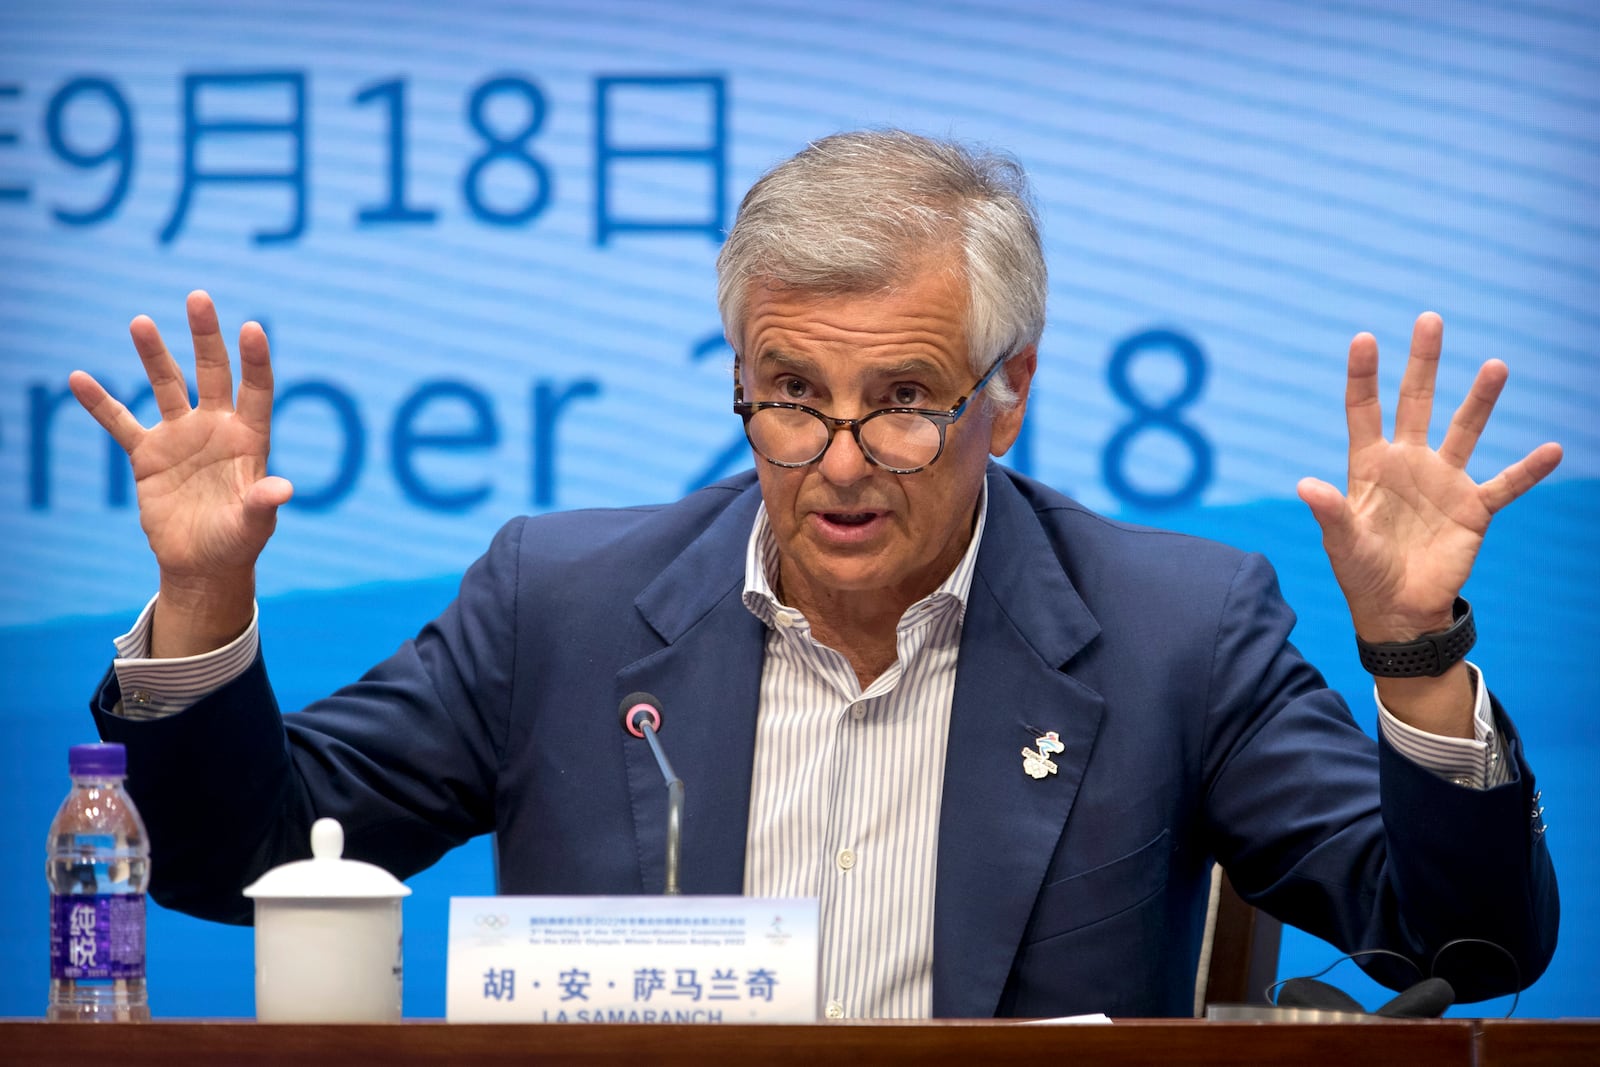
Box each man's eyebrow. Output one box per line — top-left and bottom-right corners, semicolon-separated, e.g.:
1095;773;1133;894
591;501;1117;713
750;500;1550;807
874;357;949;379
749;350;817;375
750;350;952;380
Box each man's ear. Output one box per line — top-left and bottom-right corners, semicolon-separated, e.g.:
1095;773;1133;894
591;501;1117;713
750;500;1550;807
989;345;1037;457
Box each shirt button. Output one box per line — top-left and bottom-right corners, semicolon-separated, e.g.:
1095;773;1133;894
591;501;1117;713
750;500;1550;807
837;848;856;871
850;702;867;720
127;689;152;705
825;999;844;1019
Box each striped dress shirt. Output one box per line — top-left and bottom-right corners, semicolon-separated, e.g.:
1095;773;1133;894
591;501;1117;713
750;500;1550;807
737;486;990;1020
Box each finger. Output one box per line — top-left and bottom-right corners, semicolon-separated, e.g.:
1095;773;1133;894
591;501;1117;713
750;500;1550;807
187;290;236;412
1393;312;1443;446
235;320;275;436
68;370;147;453
241;476;294;543
1480;442;1563;514
243;475;294;512
1296;476;1357;551
1437;359;1509;468
130;313;193;421
1344;332;1383;453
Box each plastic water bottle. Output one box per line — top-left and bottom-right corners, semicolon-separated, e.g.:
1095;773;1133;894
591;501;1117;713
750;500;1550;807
47;742;151;1022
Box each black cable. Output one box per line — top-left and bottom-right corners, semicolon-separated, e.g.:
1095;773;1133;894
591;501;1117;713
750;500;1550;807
1430;937;1522;1019
1266;939;1523;1018
1264;947;1423;1006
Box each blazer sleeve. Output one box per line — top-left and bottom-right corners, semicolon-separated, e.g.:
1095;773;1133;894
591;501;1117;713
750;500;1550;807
89;517;527;924
1199;552;1558;1002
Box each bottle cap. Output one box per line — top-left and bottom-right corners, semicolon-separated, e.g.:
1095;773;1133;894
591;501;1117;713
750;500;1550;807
243;818;412;900
68;742;126;778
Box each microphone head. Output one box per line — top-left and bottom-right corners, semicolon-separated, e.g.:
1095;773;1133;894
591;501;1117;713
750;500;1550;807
619;691;663;738
1375;976;1455;1018
1274;977;1366;1014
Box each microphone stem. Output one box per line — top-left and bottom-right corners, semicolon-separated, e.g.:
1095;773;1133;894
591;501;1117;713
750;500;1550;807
641;722;684;895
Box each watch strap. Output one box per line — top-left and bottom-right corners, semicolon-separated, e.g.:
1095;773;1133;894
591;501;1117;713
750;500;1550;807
1356;597;1475;678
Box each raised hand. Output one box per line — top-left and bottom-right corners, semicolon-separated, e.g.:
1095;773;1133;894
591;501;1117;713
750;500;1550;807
70;290;293;656
1296;313;1562;732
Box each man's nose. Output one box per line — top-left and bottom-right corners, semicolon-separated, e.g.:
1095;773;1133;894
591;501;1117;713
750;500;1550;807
816;423;874;486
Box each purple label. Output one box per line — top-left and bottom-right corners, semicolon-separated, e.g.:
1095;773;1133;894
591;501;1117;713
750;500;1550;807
49;894;145;981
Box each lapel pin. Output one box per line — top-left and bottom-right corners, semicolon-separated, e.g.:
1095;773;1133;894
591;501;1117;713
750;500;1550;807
1022;730;1064;779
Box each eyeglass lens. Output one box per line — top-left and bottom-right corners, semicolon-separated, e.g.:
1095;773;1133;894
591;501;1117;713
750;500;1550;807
746;408;943;470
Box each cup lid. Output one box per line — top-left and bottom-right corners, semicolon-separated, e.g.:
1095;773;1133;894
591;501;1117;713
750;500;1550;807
243;818;412;900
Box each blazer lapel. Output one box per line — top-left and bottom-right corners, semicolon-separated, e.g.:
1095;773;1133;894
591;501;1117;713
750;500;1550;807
616;484;766;896
932;469;1106;1017
607;471;1107;1017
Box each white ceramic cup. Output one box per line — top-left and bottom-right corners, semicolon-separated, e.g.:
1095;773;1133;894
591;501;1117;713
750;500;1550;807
244;819;411;1023
252;897;404;1022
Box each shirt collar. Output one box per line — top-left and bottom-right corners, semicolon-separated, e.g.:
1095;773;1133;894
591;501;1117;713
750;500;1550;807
742;478;989;631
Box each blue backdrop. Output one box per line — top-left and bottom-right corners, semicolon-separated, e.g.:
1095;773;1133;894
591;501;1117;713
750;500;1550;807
2;0;1595;1018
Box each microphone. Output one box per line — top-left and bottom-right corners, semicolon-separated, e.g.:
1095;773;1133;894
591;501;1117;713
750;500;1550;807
1375;976;1455;1018
618;691;684;896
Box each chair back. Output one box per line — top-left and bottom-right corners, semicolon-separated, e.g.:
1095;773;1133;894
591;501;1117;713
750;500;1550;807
1194;865;1282;1014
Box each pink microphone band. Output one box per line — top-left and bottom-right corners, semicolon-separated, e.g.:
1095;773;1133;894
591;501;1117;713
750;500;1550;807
625;703;662;738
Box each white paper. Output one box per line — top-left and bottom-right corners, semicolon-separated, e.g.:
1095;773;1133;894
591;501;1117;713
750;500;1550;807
447;895;819;1023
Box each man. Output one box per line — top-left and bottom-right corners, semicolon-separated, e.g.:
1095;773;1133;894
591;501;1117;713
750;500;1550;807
73;131;1560;1018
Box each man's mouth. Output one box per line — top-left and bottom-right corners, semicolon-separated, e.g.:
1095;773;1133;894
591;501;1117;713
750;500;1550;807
810;509;886;542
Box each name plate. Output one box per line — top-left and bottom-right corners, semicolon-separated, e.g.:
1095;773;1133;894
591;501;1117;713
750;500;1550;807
447;896;819;1023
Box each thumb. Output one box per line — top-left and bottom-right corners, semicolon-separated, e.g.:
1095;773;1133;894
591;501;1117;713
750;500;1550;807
1296;477;1356;552
243;475;294;518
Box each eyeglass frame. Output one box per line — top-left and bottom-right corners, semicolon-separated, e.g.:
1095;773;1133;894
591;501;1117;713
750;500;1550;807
731;350;1013;475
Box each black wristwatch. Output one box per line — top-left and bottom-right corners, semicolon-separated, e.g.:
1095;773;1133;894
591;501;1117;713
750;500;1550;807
1356;597;1476;678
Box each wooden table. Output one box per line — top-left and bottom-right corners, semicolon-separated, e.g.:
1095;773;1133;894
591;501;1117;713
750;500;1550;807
2;1017;1594;1065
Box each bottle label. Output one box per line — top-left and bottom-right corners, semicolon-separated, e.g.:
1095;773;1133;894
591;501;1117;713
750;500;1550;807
49;894;146;980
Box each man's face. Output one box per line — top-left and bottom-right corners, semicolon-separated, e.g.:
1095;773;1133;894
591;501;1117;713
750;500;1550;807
737;264;1034;619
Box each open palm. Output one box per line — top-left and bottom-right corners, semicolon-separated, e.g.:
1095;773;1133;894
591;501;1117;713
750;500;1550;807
69;291;293;586
1297;313;1563;644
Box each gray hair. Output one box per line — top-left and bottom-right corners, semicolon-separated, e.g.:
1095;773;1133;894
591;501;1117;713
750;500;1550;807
716;130;1047;408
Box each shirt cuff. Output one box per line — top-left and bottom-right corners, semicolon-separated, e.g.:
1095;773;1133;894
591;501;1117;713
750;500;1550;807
1375;663;1510;790
109;594;261;720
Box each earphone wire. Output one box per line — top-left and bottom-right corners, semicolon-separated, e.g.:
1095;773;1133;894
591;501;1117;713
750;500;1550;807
1266;940;1522;1018
1264;947;1423;1006
1430;937;1522;1019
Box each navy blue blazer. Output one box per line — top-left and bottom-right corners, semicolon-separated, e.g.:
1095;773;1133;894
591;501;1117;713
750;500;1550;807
93;466;1557;1017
